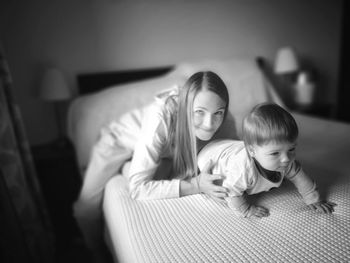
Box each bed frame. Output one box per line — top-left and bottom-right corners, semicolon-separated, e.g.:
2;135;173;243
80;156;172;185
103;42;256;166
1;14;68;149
77;66;173;95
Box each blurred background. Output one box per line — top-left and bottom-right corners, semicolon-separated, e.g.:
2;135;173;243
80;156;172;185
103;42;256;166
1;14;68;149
0;0;347;146
1;1;349;262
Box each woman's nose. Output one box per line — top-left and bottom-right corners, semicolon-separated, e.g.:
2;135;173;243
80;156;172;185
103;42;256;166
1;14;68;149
202;114;214;129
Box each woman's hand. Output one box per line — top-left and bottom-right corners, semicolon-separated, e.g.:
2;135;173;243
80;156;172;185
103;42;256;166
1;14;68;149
308;201;337;214
193;160;228;202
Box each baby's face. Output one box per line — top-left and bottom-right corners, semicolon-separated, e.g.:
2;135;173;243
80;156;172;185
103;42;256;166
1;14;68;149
251;140;297;172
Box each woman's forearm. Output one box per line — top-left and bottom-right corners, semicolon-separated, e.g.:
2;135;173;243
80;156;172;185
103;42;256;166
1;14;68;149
179;178;199;196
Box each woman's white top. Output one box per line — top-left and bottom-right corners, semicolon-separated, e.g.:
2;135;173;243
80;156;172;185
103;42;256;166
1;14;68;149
102;87;180;200
126;88;181;200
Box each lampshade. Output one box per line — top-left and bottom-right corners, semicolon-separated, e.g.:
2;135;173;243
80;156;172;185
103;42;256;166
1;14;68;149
39;68;71;101
274;47;299;74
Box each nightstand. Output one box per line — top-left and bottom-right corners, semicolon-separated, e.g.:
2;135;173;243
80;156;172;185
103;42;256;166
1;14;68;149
31;139;82;252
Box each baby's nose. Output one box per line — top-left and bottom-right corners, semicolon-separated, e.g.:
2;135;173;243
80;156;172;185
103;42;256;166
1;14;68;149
281;153;290;162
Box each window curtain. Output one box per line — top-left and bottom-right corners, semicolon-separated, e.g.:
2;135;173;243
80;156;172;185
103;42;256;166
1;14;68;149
0;45;55;262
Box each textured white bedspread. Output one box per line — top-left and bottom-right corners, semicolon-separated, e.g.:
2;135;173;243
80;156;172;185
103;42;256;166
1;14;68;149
103;114;350;263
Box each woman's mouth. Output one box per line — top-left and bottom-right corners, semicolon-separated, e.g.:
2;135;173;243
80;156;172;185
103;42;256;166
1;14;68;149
200;128;215;133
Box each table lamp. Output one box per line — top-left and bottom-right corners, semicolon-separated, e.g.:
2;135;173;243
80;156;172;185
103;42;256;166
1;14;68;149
274;46;299;74
274;46;300;108
39;67;72;146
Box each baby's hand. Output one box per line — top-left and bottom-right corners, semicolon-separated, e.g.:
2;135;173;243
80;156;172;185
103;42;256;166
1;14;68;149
309;201;337;214
247;205;270;218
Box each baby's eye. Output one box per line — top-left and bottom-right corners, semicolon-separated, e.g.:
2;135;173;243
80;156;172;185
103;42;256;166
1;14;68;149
289;148;296;152
270;152;279;156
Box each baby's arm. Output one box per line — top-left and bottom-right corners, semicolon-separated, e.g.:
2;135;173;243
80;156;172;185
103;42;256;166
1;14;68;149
286;161;336;214
227;195;269;218
221;157;269;218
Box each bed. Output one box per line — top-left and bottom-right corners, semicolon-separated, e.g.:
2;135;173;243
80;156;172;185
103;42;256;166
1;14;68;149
68;57;350;263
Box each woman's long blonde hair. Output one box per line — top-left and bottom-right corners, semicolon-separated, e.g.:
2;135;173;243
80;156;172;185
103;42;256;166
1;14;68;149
169;71;229;179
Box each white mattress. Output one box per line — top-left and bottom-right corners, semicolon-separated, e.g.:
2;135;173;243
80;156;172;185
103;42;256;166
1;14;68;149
103;114;350;263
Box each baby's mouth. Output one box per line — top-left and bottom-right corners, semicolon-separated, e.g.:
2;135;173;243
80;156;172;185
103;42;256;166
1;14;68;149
278;164;289;171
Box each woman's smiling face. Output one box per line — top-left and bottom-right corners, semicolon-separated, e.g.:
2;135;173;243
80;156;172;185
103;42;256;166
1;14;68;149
192;90;226;141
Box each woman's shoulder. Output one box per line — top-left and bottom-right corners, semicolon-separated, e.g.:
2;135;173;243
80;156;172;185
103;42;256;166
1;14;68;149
136;86;178;145
150;85;178;126
154;85;179;100
148;85;176;113
154;85;179;108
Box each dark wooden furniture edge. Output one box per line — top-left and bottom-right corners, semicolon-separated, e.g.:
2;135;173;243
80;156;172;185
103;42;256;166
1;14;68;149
77;66;174;95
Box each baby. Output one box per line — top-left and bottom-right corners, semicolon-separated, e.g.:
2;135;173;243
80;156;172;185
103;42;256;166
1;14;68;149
198;103;336;218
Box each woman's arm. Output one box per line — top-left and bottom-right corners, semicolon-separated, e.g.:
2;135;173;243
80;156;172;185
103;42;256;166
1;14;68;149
128;102;184;200
180;179;199;196
180;161;227;200
128;132;180;200
180;174;227;197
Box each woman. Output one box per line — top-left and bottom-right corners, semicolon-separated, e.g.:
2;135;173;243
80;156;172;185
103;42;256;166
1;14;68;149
74;71;230;257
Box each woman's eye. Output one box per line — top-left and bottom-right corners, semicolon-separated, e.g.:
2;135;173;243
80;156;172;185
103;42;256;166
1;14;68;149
215;111;224;116
289;148;296;152
194;110;204;115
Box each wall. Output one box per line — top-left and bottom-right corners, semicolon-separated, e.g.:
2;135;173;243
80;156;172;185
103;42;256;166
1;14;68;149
0;0;343;145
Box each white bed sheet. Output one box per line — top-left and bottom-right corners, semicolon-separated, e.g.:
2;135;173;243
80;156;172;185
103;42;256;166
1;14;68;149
103;113;350;263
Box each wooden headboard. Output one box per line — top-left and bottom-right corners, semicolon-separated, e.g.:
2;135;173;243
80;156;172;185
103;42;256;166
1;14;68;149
77;66;173;95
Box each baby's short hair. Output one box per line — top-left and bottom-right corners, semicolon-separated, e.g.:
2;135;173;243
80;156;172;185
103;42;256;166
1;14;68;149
242;103;298;146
